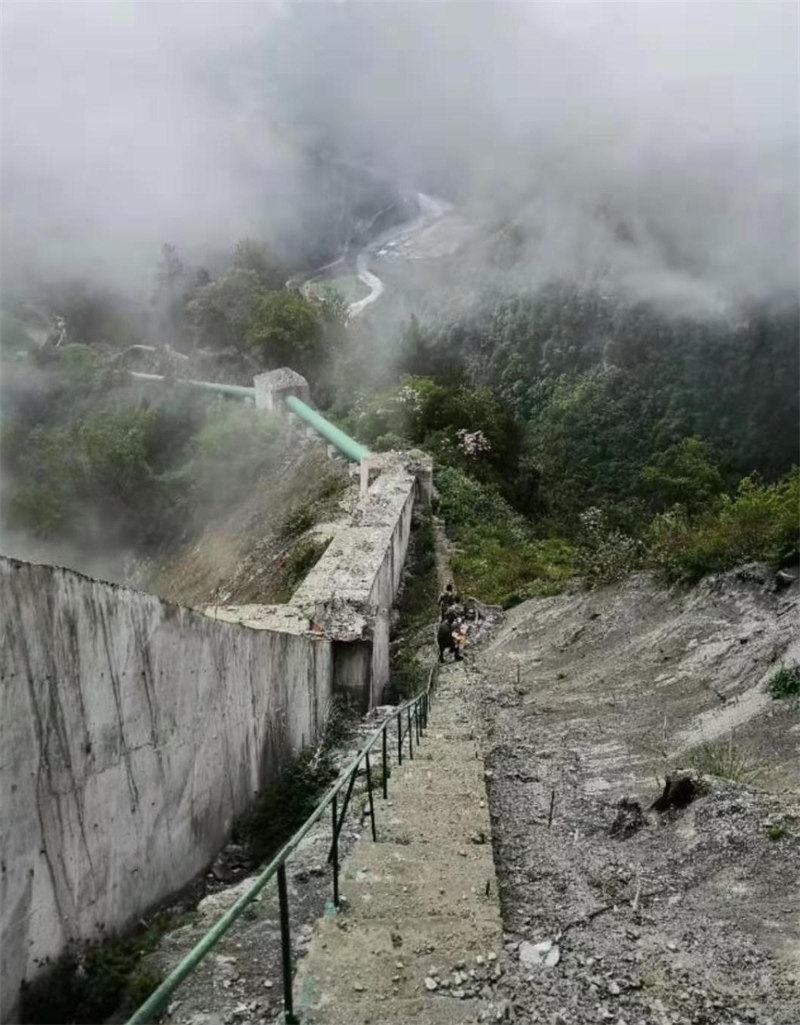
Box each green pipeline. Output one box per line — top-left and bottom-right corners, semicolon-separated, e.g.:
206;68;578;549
285;395;370;462
129;371;256;401
128;372;370;463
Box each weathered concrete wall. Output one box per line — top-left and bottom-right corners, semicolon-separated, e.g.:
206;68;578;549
0;559;332;1023
291;453;425;706
364;468;417;706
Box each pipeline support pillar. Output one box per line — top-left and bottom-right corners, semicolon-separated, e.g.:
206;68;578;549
254;368;311;411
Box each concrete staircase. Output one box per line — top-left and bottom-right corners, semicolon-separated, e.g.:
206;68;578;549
294;665;504;1024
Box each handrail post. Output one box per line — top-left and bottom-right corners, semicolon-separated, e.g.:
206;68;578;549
327;766;357;864
397;713;403;765
277;865;298;1024
331;794;340;908
365;751;377;841
382;727;389;799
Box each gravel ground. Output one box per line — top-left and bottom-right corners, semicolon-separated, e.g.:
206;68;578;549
463;568;800;1025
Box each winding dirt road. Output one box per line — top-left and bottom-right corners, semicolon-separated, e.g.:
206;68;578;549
348;192;451;317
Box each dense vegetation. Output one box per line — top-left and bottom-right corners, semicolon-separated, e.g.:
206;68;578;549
0;236;352;577
338;288;798;600
2;230;798;603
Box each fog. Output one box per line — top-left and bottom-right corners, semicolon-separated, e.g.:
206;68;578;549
1;1;797;303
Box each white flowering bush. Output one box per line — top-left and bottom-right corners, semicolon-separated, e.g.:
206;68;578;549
456;428;492;458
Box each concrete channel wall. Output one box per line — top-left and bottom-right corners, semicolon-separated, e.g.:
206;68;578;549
0;450;431;1021
292;459;421;708
0;559;332;1024
213;451;431;711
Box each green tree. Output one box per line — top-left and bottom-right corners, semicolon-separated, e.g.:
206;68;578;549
246;290;322;376
152;243;187;341
233;238;284;289
526;367;672;526
640;438;725;515
185;269;264;366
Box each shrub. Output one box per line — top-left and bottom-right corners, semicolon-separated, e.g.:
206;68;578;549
348;377;522;487
436;465;576;605
233;744;337;865
639;437;725;515
321;695;359;748
435;465;527;543
576;506;644;585
281;504;314;538
688;739;763;784
393;510;438;635
648;468;800;581
767;664;800;699
389;649;428;702
21;913;177;1024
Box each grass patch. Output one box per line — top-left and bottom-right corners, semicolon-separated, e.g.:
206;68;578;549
767;823;787;841
280;469;349;542
688;739;763;784
273;537;329;601
280;505;315;538
20;911;185;1024
308;275;368;304
767;664;800;700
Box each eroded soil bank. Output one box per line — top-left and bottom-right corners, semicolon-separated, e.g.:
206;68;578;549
466;566;799;1025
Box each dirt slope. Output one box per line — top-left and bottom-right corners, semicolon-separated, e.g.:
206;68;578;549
146;445;355;609
466;566;799;1024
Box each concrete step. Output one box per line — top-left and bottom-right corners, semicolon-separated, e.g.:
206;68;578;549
377;803;490;846
293;665;504;1025
341;842;500;923
297;995;487;1025
401;740;483;765
386;762;488;794
296;917;501;1009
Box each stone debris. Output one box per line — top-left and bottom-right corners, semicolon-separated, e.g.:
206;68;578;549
467;567;800;1025
519;939;560;968
609;798;645;839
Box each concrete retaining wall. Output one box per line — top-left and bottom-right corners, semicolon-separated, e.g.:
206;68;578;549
0;559;332;1023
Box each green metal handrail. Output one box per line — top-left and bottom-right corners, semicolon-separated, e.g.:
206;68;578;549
284;395;371;463
126;665;438;1025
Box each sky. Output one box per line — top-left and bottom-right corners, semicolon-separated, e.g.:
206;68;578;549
1;1;797;304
